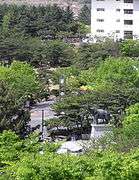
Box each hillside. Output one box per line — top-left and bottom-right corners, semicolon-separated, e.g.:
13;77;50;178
0;0;91;16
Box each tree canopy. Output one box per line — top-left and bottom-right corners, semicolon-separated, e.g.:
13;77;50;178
0;4;78;38
0;61;41;134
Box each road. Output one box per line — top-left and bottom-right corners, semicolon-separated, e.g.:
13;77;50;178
29;100;56;139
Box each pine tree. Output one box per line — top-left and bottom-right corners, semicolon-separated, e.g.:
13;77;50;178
79;5;91;25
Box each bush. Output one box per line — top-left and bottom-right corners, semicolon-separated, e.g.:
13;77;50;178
120;39;139;57
1;131;139;180
51;66;80;84
94;57;139;87
123;103;139;140
76;40;120;70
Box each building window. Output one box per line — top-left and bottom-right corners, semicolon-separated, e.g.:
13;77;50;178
124;31;133;39
96;29;104;33
116;30;120;33
97;8;105;11
124;9;133;14
116;19;120;22
116;9;121;12
124;20;133;25
124;0;133;3
97;19;104;22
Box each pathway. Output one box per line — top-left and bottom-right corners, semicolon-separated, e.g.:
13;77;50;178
29;100;56;139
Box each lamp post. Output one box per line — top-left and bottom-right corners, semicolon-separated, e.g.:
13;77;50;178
59;75;65;100
41;110;45;140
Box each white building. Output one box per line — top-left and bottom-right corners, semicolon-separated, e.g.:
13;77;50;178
91;0;139;41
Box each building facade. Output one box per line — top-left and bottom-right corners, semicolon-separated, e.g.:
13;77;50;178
91;0;139;40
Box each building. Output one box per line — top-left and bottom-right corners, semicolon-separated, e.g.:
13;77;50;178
91;0;139;41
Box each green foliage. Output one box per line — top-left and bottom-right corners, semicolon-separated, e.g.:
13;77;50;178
0;130;59;161
0;32;76;67
0;32;43;65
66;76;80;91
53;57;139;128
94;57;139;87
2;13;11;34
0;4;78;38
51;66;79;84
78;67;96;85
120;39;139;57
1;130;139;180
76;40;120;70
0;61;40;98
78;5;91;25
0;61;41;133
53;86;139;118
44;40;76;67
9;153;93;180
123;103;139;140
0;80;30;133
0;4;79;66
109;103;139;153
78;22;90;35
123;103;139;125
0;130;21;162
92;150;139;180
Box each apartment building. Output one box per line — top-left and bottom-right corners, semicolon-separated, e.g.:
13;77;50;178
91;0;139;40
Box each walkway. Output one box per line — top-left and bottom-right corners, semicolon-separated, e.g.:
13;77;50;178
29;100;56;139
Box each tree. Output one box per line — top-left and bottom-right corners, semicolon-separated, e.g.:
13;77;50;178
0;32;48;65
108;103;139;153
0;80;30;134
123;103;139;140
53;57;139;128
44;40;76;67
78;5;91;25
0;61;41;98
0;4;77;38
76;40;120;70
2;13;11;34
94;57;139;87
120;39;139;57
0;61;41;133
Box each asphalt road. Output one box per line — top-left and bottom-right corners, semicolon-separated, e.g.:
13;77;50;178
29;100;56;139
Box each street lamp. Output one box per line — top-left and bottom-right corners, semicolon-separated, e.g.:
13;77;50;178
59;75;65;85
59;75;65;99
41;110;45;141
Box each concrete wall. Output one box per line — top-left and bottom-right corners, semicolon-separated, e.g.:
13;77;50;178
91;124;112;139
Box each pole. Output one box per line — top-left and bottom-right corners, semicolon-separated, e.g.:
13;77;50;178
59;75;65;101
41;110;44;140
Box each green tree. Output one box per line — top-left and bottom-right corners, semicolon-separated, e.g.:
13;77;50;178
76;40;120;70
0;32;50;66
79;5;91;25
0;80;30;134
0;4;76;38
2;13;11;34
0;61;41;133
0;61;41;98
109;103;139;152
53;57;139;128
120;39;139;57
94;57;139;87
123;103;139;140
44;40;76;67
